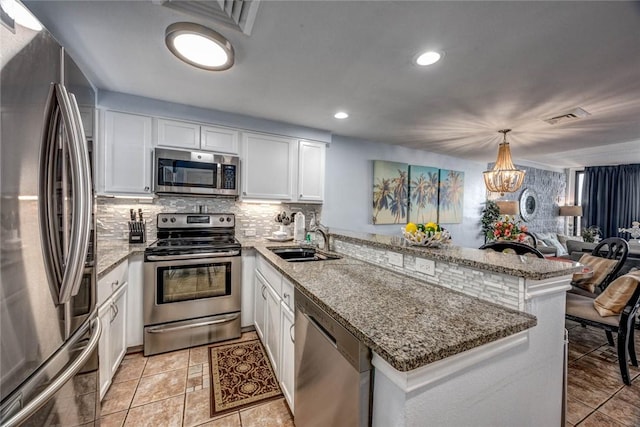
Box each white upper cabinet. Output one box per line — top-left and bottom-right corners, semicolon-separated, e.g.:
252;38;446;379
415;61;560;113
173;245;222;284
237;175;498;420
156;118;199;150
157;118;239;154
297;140;325;202
241;132;326;202
241;132;297;200
201;125;239;154
101;110;153;195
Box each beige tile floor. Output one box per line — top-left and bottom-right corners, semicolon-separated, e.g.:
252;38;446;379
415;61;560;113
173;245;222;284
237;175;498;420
566;320;640;426
99;332;294;427
101;322;640;426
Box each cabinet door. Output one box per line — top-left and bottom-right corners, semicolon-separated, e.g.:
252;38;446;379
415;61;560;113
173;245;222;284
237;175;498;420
241;251;256;328
280;302;295;413
103;111;152;195
126;255;143;347
201;125;239;154
98;303;111;400
109;284;128;378
156;118;200;150
241;133;296;200
254;271;267;340
297;141;325;202
264;283;281;377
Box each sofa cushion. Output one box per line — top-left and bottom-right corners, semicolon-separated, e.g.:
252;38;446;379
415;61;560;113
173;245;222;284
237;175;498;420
535;232;568;256
593;271;640;317
573;254;619;293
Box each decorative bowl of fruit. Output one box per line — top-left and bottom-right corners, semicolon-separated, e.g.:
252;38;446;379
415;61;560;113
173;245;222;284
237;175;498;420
402;222;451;248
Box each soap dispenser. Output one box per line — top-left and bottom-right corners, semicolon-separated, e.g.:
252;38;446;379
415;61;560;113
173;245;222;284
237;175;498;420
293;211;306;242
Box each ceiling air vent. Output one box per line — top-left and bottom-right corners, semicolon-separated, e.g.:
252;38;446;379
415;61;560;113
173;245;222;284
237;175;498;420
159;0;260;36
543;107;591;125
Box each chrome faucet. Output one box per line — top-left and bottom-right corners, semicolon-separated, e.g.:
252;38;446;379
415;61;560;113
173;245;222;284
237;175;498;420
310;223;329;251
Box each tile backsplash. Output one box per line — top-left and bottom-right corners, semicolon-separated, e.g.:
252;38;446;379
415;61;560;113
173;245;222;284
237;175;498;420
96;196;322;241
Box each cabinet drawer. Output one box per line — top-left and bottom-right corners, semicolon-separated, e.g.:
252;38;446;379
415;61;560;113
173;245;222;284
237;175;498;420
281;277;295;311
98;260;128;307
256;255;282;295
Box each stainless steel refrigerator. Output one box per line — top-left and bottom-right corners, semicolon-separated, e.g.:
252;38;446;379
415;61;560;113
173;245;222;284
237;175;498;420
1;2;100;425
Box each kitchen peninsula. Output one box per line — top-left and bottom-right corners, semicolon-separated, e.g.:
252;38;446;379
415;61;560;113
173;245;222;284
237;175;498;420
247;229;580;426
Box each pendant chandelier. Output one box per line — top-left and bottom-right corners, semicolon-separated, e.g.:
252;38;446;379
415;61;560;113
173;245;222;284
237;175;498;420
483;129;526;196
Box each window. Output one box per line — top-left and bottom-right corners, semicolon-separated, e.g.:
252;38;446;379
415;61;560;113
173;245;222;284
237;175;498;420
575;170;585;236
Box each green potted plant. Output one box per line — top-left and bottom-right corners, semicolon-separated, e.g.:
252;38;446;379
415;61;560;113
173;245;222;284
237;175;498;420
480;200;500;243
581;225;601;243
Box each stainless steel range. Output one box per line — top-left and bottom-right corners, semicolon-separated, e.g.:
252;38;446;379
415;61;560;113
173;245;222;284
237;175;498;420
143;213;242;356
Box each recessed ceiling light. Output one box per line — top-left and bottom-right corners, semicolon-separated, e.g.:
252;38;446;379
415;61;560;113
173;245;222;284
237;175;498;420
415;51;442;66
334;112;349;119
165;22;234;71
7;0;43;31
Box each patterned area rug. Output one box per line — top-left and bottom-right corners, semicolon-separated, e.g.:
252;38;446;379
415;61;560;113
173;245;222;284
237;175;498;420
209;339;283;417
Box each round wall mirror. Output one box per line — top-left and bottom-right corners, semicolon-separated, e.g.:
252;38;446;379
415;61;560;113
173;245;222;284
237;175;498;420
519;188;538;222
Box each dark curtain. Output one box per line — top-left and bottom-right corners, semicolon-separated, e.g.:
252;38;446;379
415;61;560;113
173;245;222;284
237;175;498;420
582;164;640;238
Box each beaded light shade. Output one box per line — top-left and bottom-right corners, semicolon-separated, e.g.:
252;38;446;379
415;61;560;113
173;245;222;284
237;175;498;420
483;129;526;196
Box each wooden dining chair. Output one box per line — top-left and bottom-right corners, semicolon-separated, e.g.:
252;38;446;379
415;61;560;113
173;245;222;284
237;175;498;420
569;238;629;297
565;272;640;385
479;241;545;258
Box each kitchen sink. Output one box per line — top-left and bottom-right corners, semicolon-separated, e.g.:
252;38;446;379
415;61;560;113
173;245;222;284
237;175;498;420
269;247;341;262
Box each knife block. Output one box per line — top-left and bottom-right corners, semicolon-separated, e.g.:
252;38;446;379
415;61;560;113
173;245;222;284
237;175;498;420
128;221;146;244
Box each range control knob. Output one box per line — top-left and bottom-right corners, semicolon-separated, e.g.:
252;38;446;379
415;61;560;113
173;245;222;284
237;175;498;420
226;217;232;222
170;217;176;223
161;217;168;223
219;217;225;222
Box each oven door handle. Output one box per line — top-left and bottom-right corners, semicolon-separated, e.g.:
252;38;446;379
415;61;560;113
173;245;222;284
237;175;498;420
145;313;240;334
146;250;240;261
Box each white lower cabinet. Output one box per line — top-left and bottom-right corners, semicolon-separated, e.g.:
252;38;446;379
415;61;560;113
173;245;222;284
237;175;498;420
97;260;129;400
280;302;295;412
254;271;267;340
253;254;295;413
126;254;144;347
264;283;281;376
98;283;128;399
241;250;256;328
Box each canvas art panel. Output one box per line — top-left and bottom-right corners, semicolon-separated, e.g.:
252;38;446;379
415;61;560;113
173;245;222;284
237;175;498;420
408;165;440;224
372;160;409;224
438;169;464;223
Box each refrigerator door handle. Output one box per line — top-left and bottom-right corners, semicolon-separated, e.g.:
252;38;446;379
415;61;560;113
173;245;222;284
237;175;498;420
0;317;101;427
65;92;92;299
39;84;65;301
55;84;89;305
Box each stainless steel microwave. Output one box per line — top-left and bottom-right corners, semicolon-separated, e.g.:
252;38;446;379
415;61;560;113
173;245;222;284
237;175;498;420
154;148;239;197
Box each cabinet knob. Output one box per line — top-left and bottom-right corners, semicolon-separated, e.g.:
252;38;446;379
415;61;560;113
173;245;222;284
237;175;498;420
299;194;303;198
144;186;150;192
243;191;247;196
283;292;289;300
111;280;119;290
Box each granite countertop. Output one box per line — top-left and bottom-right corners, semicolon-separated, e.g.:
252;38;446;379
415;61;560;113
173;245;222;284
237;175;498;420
250;241;537;372
329;228;582;280
97;238;148;278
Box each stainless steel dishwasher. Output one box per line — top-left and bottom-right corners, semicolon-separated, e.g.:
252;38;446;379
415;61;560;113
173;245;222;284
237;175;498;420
294;289;372;427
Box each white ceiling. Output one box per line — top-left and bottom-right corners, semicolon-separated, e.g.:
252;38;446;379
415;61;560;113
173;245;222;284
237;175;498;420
25;0;640;169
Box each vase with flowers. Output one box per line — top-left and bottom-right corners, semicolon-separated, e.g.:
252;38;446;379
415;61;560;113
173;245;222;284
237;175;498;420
489;215;528;242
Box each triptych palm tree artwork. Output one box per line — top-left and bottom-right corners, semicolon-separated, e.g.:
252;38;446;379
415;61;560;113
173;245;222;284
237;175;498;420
372;160;464;225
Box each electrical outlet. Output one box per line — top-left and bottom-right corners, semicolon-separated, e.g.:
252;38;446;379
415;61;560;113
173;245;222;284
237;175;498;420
387;252;403;267
244;229;256;237
415;258;435;276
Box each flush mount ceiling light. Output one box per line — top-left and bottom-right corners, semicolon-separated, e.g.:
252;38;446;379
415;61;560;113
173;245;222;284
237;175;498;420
483;129;526;196
415;50;442;66
165;22;234;71
334;112;349;119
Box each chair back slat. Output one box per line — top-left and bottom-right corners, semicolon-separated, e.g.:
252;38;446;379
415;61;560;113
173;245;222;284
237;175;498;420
591;238;629;290
479;241;545;258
